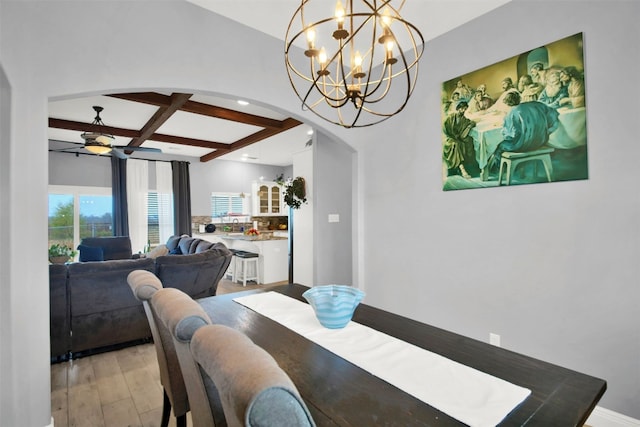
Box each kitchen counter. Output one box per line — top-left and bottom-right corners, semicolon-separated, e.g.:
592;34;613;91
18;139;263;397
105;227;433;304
193;230;287;241
193;233;289;284
218;233;287;241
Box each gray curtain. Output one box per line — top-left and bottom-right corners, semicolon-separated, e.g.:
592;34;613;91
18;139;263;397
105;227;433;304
171;161;192;236
111;155;129;236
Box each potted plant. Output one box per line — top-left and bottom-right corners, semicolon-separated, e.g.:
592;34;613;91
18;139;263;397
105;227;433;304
49;243;77;264
284;177;307;209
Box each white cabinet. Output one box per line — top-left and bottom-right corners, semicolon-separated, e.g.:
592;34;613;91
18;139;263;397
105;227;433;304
252;181;285;216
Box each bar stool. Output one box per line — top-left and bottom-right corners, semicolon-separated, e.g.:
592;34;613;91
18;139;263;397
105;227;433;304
225;249;240;281
234;251;259;286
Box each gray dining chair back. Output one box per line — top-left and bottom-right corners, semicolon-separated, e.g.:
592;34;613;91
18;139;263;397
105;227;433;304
191;324;316;427
127;270;188;427
153;287;226;427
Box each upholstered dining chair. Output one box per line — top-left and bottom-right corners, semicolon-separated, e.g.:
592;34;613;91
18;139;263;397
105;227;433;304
152;287;226;427
191;324;316;427
126;270;188;427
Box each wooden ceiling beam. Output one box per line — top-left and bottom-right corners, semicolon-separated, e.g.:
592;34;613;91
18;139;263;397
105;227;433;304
108;92;285;129
200;118;302;162
125;93;193;152
181;99;284;129
48;118;140;139
48;117;231;151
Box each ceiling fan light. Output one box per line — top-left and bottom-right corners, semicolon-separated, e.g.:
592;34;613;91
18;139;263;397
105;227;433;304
84;141;112;155
95;134;114;145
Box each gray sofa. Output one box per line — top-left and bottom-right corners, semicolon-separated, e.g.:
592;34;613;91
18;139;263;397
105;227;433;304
50;235;232;359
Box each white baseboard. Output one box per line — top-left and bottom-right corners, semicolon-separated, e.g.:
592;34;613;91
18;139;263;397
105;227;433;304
45;416;54;427
587;406;640;427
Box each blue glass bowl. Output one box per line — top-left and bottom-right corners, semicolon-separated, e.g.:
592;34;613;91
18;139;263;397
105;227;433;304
302;285;365;329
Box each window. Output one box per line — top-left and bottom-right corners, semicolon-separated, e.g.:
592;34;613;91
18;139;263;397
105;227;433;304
210;193;248;222
148;191;173;245
48;185;112;253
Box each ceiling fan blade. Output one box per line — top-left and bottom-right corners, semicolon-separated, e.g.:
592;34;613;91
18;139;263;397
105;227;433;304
112;146;162;153
110;148;129;159
50;147;84;152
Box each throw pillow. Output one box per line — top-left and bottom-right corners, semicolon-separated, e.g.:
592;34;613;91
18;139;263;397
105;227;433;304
169;246;183;255
146;244;169;259
78;245;104;262
178;237;196;255
166;235;182;252
195;240;213;253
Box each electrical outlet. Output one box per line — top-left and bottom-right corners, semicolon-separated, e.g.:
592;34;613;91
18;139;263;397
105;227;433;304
490;333;501;347
328;214;340;223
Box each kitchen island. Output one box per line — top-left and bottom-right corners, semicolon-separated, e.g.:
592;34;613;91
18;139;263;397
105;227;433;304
193;232;288;285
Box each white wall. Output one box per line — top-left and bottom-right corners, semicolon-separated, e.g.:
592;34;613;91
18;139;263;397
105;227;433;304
189;160;285;215
2;0;639;424
0;2;348;425
314;131;354;285
350;0;640;419
292;147;314;286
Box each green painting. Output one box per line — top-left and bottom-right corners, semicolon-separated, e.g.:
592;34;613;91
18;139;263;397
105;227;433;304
441;32;587;191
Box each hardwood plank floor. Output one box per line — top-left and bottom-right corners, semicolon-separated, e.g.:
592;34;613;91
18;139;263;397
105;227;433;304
51;279;283;427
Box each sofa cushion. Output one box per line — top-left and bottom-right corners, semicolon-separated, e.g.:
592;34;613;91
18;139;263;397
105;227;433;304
195;240;214;253
178;237;197;255
78;245;105;262
147;244;169;259
155;246;232;298
169;246;183;255
166;235;182;253
79;236;132;260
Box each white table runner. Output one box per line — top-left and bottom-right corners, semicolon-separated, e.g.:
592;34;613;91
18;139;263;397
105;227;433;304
233;291;531;427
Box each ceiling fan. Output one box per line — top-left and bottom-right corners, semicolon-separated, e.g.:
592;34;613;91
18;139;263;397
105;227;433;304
75;105;161;159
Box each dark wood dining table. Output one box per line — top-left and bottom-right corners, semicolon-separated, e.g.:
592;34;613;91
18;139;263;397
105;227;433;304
198;284;606;426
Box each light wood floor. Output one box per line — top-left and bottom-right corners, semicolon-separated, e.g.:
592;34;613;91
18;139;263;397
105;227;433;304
51;279;282;427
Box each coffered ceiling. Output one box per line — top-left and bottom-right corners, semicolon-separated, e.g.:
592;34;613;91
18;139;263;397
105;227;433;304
48;1;510;166
48;92;313;166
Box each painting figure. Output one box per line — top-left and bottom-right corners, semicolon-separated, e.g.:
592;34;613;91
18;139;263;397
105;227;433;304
442;101;478;179
537;70;569;109
486;92;559;172
441;32;588;191
559;66;585;108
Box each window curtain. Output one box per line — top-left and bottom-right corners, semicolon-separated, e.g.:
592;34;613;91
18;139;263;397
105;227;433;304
171;161;192;236
126;159;149;253
111;156;129;236
155;162;174;243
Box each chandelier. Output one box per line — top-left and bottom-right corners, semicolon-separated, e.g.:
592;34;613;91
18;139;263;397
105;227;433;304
285;0;424;128
81;106;115;154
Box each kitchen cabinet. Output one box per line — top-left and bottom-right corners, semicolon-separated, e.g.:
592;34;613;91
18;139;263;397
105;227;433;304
252;181;285;216
194;232;289;284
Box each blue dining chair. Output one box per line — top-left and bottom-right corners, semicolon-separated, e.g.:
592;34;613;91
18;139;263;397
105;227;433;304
127;270;188;427
190;324;316;427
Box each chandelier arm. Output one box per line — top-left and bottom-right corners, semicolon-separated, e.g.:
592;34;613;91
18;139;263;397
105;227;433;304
284;0;425;128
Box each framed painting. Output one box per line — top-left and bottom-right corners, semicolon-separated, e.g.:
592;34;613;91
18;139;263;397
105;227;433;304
441;32;587;191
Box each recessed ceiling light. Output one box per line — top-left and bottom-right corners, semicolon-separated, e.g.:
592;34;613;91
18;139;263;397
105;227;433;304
307;129;314;136
237;100;249;106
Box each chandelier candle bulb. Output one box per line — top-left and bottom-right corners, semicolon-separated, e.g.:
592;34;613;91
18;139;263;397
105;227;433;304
285;0;425;128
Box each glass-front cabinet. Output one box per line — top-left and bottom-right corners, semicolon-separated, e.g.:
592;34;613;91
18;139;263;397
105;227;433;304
252;181;285;216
